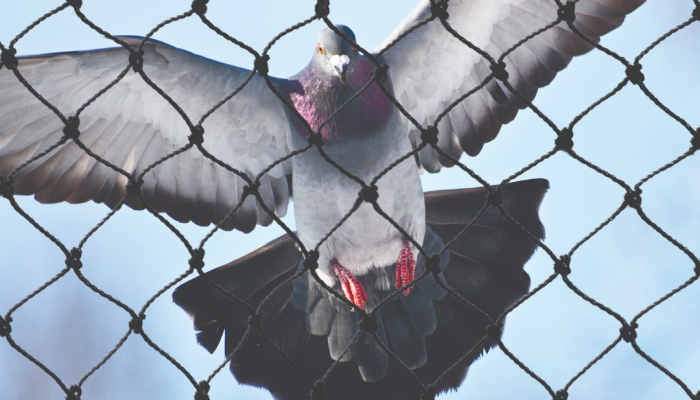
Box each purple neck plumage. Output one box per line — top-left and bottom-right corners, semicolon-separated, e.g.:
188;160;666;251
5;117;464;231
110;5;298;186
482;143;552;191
285;57;393;142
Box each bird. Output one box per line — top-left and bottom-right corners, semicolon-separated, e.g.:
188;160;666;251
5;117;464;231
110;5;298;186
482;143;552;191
0;0;644;399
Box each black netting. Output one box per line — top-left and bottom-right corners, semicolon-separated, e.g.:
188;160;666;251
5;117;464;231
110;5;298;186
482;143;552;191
1;0;698;399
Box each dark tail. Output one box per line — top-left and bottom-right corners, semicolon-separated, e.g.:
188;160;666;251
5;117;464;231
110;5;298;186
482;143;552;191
173;179;548;399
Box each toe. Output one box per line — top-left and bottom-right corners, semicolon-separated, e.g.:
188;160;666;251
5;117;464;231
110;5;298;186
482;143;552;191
332;263;366;309
397;238;416;296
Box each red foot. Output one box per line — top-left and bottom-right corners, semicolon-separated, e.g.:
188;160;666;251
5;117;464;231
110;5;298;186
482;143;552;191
396;238;416;296
332;263;367;310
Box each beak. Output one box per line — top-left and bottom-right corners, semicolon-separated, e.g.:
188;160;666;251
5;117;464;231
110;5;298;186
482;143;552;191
330;54;350;83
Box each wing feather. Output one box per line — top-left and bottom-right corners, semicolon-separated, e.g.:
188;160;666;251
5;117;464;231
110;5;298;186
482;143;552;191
377;0;644;172
0;36;294;232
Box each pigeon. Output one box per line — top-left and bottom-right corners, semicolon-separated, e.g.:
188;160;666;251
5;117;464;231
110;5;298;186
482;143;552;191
0;0;645;398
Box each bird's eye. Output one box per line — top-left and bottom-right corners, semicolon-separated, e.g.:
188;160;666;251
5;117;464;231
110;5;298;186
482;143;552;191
318;44;325;55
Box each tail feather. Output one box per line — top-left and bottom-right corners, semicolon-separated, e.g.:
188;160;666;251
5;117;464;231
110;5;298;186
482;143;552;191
306;296;336;336
426;179;546;282
173;234;303;354
327;308;359;362
355;318;390;382
380;298;428;370
173;179;549;399
401;289;438;337
420;179;546;394
229;299;306;392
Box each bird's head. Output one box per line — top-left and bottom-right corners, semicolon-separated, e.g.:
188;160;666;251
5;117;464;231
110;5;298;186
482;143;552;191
314;25;358;83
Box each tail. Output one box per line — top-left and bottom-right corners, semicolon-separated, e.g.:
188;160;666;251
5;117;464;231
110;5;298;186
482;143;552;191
173;179;548;399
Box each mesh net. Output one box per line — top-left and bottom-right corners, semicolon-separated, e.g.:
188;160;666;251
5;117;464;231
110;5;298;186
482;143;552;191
1;0;698;399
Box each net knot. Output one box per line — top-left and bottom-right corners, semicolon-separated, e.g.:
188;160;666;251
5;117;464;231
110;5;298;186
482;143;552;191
557;1;576;23
129;49;145;73
359;184;379;203
426;253;442;277
189;125;204;146
429;0;449;21
490;61;509;82
191;0;208;16
0;316;11;337
0;176;14;199
487;189;503;207
373;64;389;84
693;5;700;21
248;313;263;331
486;322;502;341
189;248;205;272
555;389;569;400
310;380;325;400
421;125;439;146
620;322;637;343
125;179;142;198
554;255;571;276
66;247;83;270
315;0;330;18
254;54;270;76
66;0;82;9
194;381;210;400
308;133;325;147
304;250;319;271
421;384;436;400
555;127;574;151
66;385;82;400
360;314;378;334
242;181;260;198
1;47;18;69
63;116;81;140
694;261;699;277
691;128;700;152
624;188;642;210
129;314;144;335
625;63;644;85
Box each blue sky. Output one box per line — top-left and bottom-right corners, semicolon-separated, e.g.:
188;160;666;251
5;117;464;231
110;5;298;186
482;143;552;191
1;1;698;399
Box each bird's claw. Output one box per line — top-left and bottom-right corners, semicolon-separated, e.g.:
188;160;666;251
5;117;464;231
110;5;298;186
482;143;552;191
332;263;367;310
396;238;416;296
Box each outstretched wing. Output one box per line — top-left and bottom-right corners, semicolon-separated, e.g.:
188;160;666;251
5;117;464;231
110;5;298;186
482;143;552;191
376;0;644;172
0;37;292;233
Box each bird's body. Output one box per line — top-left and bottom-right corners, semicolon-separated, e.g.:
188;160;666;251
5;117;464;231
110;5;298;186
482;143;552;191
291;119;425;285
286;32;424;284
0;0;646;398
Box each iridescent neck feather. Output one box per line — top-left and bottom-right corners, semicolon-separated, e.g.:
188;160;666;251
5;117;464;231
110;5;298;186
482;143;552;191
286;57;393;142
